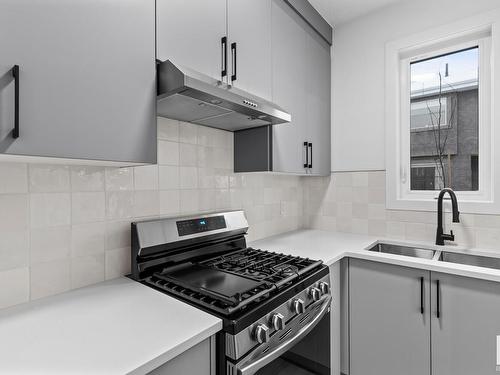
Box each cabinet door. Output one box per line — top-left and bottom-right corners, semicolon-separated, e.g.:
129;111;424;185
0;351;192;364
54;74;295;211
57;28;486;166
270;0;308;174
349;259;431;375
227;0;272;100
431;272;500;375
306;30;331;176
157;0;226;81
0;0;156;163
148;337;214;375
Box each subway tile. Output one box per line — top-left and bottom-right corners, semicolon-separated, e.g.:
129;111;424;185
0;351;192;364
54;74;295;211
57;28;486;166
158;140;179;165
105;221;131;250
352;203;369;219
368;220;387;237
0;163;28;194
157;117;179;141
0;231;29;271
0;267;29;309
159;166;180;190
368;171;386;188
72;192;105;223
0;194;28;231
70;166;105;192
179;143;198;167
179;122;198;144
133;190;160;217
106;191;134;220
198;190;216;212
30;193;70;228
179;167;198;189
352;172;369;187
30;259;71;300
134;165;158;191
475;228;500;250
31;226;71;264
71;223;105;257
159;190;180;215
105;168;134;191
105;247;131;280
180;189;199;213
29;164;70;193
215;189;231;210
71;254;105;289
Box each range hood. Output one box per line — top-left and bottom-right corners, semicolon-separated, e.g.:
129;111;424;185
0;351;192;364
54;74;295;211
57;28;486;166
156;60;291;131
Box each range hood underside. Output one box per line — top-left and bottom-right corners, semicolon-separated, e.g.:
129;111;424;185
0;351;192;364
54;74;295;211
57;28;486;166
157;92;269;132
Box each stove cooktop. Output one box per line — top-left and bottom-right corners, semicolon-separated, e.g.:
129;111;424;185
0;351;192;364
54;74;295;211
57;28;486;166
146;247;323;316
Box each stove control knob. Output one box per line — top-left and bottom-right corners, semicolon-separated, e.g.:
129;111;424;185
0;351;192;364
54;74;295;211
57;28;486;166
254;323;270;344
310;287;322;302
319;281;330;295
271;313;285;331
292;298;305;315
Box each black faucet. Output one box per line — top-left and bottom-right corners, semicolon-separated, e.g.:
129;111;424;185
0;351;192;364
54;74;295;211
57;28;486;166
435;188;460;245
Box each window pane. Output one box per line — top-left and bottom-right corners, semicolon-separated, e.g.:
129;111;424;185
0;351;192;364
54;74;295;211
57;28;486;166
409;47;479;191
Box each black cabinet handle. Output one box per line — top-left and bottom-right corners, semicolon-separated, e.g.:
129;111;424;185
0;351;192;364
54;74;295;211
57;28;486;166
308;142;313;169
436;279;441;318
11;65;19;139
420;277;424;314
221;37;227;78
303;142;308;168
231;42;237;82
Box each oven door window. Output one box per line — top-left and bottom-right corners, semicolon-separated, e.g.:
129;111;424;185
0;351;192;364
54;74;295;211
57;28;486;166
255;312;330;375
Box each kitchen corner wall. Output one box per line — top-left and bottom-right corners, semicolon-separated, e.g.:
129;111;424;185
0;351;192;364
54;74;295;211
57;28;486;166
304;171;500;250
0;118;303;310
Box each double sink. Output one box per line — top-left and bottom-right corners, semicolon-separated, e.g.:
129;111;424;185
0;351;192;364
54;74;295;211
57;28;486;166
368;242;500;271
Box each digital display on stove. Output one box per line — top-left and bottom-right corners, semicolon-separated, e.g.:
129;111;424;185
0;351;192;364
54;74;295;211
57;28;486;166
176;215;226;236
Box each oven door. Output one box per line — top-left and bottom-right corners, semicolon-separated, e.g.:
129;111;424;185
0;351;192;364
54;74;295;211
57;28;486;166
228;295;331;375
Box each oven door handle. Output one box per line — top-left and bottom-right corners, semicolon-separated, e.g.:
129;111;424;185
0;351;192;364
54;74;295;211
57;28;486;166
236;295;332;375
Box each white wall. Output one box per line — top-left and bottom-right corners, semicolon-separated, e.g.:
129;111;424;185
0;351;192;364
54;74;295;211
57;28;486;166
331;0;500;172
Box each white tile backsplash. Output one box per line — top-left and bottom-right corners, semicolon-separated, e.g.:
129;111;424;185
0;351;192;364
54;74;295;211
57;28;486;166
0;119;303;310
305;170;500;248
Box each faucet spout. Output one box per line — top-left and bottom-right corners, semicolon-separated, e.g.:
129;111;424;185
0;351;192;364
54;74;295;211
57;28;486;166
436;188;460;246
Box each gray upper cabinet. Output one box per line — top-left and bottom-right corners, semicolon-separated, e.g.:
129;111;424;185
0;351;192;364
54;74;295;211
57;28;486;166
234;0;331;176
349;259;431;375
227;0;272;100
431;272;500;375
0;0;156;164
306;29;331;176
156;0;226;81
270;0;308;174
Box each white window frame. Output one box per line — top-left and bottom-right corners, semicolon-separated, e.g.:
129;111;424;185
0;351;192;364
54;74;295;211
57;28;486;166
385;10;500;214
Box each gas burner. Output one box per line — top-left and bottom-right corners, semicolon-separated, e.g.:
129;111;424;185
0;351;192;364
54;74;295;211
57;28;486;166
273;264;299;276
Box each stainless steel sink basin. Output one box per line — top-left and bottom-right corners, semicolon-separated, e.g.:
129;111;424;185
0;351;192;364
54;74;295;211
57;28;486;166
368;242;437;260
439;251;500;271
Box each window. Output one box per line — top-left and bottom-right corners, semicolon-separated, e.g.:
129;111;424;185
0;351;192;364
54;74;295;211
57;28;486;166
410;98;448;130
409;47;478;192
385;13;500;214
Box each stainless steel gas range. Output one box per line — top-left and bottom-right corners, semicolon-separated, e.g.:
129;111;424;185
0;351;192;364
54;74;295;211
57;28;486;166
130;211;331;375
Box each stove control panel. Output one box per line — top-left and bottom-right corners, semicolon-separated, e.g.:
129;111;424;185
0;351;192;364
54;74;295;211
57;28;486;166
176;215;226;236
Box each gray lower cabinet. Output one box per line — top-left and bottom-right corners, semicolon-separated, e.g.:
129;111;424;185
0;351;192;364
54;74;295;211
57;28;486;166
349;260;500;375
148;337;215;375
349;259;431;375
431;272;500;375
0;0;156;164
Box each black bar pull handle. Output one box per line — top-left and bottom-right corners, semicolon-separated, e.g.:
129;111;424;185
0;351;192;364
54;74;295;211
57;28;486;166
436;279;441;318
308;142;313;169
221;37;227;78
231;42;237;82
420;277;424;314
303;141;308;168
11;65;19;139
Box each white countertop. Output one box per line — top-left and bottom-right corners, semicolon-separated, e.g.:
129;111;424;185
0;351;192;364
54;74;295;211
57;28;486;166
251;229;500;283
0;277;222;375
